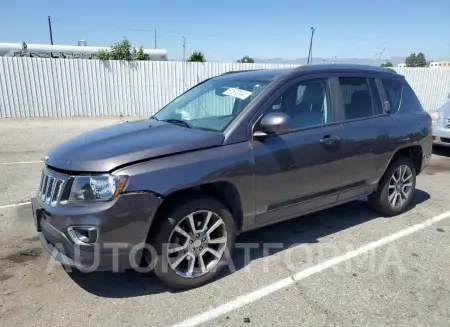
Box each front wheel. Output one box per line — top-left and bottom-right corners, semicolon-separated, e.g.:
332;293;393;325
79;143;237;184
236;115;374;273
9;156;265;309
369;157;416;216
149;197;237;289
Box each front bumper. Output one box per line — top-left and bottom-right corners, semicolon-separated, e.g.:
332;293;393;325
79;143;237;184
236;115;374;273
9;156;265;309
31;192;162;272
432;123;450;147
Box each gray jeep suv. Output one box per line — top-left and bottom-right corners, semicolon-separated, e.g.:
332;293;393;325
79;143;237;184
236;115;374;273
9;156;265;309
31;64;432;289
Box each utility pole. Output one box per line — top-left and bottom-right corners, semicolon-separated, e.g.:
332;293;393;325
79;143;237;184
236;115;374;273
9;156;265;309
374;47;386;66
47;16;54;45
154;29;157;48
307;27;315;65
183;36;186;61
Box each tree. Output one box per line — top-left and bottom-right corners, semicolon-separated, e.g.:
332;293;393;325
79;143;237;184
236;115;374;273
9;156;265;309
405;53;416;67
416;52;427;67
238;56;255;63
136;46;145;60
405;52;427;67
381;61;393;67
97;38;146;61
97;49;111;60
109;38;133;60
187;51;205;62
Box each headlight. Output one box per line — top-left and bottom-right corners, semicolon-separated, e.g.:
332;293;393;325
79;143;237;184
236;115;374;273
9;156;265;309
69;175;128;202
430;110;441;124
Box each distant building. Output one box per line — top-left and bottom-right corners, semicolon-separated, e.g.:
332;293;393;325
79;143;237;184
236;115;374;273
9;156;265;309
0;42;168;61
430;61;450;68
397;63;406;68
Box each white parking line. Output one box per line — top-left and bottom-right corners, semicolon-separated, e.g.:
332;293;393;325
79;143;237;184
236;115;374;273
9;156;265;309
0;201;31;210
0;161;43;165
172;210;450;327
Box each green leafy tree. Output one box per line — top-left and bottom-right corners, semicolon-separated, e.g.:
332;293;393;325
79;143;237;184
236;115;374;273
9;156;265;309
97;49;111;60
416;52;427;67
405;52;427;67
136;46;145;60
238;56;255;63
381;61;393;67
109;38;133;60
187;51;205;62
97;38;144;60
405;53;417;67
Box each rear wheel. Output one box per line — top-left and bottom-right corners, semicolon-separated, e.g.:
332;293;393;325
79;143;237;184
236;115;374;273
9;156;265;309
149;197;236;289
369;157;416;216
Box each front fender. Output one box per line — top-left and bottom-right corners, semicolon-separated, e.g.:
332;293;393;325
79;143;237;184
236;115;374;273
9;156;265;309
113;143;255;220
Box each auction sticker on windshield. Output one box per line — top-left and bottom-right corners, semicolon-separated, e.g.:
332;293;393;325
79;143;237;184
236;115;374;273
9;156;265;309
223;88;252;100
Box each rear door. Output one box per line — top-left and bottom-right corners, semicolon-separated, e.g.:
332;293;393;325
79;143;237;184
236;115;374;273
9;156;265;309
335;75;398;201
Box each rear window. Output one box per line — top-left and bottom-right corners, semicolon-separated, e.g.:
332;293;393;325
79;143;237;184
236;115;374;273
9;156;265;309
382;78;403;113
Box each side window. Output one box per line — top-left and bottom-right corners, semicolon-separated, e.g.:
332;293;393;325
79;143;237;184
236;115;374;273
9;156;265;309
382;78;403;114
339;77;374;120
368;79;383;115
400;82;424;113
268;78;332;129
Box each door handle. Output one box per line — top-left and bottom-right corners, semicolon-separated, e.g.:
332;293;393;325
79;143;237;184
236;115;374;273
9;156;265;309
320;135;340;145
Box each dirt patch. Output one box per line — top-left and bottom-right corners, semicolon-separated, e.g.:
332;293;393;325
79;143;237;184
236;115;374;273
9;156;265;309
425;161;450;175
0;274;13;282
24;236;40;242
4;248;42;264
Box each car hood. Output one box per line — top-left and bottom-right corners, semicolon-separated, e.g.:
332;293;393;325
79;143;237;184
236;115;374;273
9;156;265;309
45;119;224;172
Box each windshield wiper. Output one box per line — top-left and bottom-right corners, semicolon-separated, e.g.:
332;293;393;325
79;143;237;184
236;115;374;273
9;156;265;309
161;119;192;129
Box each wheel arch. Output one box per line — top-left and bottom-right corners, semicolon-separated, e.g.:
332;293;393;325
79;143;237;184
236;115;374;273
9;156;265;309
387;145;423;175
147;181;244;239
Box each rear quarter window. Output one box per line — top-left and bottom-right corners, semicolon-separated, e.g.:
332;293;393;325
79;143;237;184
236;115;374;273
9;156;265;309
381;78;403;113
399;82;425;113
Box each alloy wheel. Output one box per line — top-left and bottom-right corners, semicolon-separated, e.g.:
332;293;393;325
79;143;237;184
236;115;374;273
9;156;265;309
388;164;413;208
166;210;228;278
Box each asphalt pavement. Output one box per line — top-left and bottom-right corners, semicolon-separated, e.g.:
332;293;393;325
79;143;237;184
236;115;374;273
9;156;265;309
1;118;449;327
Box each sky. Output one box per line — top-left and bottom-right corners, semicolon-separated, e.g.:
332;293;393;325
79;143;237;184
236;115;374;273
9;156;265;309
0;0;449;62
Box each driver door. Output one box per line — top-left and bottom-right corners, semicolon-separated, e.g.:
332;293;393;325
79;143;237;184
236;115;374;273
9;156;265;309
251;77;344;226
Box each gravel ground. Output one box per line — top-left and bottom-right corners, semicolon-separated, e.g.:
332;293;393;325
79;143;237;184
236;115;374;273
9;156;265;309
1;118;450;327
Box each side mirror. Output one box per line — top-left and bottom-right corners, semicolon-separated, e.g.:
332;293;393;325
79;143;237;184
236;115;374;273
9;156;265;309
254;112;292;138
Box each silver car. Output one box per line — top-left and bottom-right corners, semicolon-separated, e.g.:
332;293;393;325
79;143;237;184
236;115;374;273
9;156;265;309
431;99;450;147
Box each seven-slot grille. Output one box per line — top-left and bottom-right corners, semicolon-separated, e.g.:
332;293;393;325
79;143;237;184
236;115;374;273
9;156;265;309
38;168;68;207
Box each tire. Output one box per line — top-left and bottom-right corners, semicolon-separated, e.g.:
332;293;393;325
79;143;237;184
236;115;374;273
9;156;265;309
369;157;416;216
148;196;237;289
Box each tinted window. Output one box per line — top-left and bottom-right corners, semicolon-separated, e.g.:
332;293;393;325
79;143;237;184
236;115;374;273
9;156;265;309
382;78;403;113
400;82;424;113
369;79;383;115
339;77;374;120
268;79;332;129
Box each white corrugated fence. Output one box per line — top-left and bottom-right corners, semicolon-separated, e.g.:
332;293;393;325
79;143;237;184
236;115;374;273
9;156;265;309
0;57;449;117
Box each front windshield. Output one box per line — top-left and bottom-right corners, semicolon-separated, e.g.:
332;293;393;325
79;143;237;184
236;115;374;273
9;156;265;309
153;76;269;132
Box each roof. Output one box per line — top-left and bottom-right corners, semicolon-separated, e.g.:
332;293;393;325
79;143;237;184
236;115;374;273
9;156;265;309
217;64;397;81
217;68;293;81
299;64;398;74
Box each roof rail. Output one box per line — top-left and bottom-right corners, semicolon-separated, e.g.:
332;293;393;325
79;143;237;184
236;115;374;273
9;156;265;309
383;67;397;74
220;69;260;76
